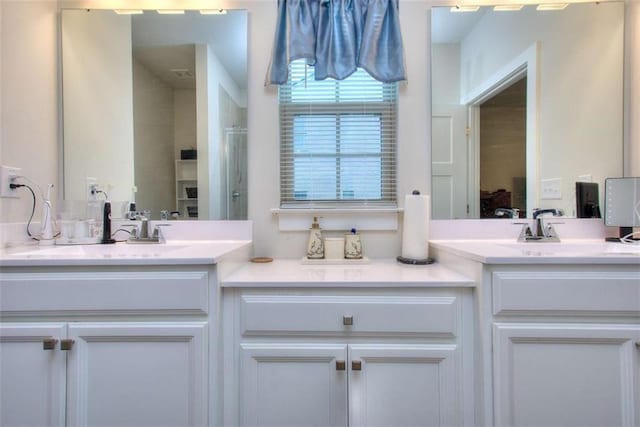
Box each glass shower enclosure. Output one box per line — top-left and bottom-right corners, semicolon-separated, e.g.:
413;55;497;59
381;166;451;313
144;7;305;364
225;128;248;220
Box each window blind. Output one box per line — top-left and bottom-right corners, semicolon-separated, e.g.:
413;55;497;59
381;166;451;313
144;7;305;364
279;61;398;207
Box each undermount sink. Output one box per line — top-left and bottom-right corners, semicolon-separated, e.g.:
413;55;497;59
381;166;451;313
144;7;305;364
9;243;186;258
498;241;640;256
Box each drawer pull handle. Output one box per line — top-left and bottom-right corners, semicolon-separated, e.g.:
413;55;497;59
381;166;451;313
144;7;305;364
636;342;640;348
336;360;346;371
60;339;75;351
342;315;353;326
43;338;58;351
352;360;362;371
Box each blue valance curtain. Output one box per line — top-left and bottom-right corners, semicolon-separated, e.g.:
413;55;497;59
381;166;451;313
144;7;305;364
266;0;407;84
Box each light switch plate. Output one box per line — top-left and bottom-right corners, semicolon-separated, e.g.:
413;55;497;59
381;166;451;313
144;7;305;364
541;178;562;199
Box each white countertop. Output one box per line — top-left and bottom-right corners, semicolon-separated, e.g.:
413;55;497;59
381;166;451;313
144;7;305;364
222;258;474;288
0;240;252;267
430;239;640;265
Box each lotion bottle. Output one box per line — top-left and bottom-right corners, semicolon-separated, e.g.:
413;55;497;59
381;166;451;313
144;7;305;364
306;216;324;259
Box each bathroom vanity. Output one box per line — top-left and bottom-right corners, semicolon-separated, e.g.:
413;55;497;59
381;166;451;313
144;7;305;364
0;222;252;427
220;260;476;426
2;227;639;426
430;240;640;426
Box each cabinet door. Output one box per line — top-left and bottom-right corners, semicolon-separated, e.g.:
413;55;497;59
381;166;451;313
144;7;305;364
240;344;348;427
349;344;461;427
0;323;67;427
494;323;640;427
66;322;207;427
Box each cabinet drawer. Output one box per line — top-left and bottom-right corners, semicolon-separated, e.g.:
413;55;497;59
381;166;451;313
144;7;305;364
0;271;208;315
240;294;459;337
492;271;640;316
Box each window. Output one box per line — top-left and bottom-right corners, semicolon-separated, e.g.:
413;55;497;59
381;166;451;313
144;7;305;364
279;60;398;207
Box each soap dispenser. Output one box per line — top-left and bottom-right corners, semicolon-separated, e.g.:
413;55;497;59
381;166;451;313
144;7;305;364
306;216;324;259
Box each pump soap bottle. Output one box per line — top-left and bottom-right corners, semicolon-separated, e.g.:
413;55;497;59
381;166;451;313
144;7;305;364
306;216;324;259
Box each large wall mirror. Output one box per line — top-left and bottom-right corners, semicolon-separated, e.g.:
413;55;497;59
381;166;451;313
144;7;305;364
431;1;624;219
61;9;248;220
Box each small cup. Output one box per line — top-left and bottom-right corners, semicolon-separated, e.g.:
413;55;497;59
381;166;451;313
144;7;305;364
324;237;345;259
74;220;89;238
60;221;76;239
344;233;362;259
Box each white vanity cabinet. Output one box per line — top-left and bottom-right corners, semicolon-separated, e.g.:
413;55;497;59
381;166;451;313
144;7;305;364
488;268;640;427
223;287;474;427
0;267;213;427
430;240;640;426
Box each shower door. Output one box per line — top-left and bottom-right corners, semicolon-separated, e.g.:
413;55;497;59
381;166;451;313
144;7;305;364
225;129;248;220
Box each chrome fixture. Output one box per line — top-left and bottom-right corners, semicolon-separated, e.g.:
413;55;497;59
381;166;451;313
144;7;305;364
495;208;520;218
128;212;170;243
517;208;563;242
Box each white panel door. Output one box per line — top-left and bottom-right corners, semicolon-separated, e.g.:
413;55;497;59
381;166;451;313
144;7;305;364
494;323;640;427
349;344;460;427
0;323;67;427
240;344;348;427
432;105;468;219
66;322;207;427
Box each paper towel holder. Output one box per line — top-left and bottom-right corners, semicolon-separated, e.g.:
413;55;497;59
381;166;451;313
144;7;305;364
397;189;434;265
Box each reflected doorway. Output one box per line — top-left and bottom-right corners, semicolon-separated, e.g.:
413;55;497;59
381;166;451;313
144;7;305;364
478;77;527;218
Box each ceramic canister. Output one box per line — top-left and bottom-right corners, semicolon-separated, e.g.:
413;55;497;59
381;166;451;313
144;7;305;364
344;233;362;259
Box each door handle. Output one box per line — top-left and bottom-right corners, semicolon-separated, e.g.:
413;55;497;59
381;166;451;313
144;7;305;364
42;338;58;350
336;360;346;371
352;360;362;371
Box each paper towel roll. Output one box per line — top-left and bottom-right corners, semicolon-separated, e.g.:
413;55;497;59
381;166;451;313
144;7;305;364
401;192;430;260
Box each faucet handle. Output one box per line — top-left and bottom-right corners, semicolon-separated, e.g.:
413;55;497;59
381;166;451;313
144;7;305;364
513;222;534;241
543;222;564;239
152;223;171;240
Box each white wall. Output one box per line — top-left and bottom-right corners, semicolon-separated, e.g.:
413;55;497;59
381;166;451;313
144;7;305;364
196;43;246;220
174;89;197;158
61;9;135;202
132;59;176;217
459;3;624;214
1;0;639;258
626;0;640;176
0;0;58;222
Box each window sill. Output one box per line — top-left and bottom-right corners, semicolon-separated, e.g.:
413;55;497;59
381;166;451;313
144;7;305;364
271;207;401;231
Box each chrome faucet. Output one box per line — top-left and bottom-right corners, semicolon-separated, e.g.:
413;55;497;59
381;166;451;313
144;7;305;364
128;212;169;243
517;208;563;242
495;208;520;218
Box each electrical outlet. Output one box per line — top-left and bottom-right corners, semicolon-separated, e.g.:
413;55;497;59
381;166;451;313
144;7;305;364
0;165;21;198
541;178;562;199
86;177;98;201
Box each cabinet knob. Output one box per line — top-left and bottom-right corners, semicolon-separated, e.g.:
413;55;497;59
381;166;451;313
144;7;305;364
42;338;58;351
636;342;640;348
336;360;346;371
352;360;362;371
342;315;353;326
60;339;75;351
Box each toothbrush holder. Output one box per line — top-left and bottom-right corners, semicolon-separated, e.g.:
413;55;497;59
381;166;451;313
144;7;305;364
344;233;362;259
